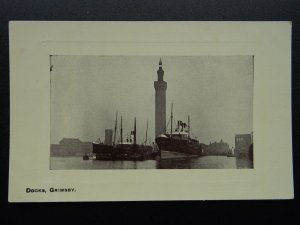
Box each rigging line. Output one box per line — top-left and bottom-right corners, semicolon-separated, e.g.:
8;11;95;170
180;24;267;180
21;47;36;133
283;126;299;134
166;117;171;130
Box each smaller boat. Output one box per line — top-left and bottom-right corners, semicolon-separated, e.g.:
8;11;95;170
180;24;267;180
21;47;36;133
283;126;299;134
83;153;89;160
227;147;235;157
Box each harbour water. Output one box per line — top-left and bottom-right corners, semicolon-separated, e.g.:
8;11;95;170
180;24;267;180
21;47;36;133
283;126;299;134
50;155;253;170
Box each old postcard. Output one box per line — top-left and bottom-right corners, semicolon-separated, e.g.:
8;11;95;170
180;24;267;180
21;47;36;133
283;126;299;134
9;21;293;201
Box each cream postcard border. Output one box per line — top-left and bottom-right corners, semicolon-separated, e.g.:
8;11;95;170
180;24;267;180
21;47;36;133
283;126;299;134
9;21;293;202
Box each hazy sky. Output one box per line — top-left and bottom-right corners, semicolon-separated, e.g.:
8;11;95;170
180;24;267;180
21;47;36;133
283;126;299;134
51;55;253;147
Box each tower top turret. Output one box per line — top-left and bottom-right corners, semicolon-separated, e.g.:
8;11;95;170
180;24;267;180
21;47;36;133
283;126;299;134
157;58;164;81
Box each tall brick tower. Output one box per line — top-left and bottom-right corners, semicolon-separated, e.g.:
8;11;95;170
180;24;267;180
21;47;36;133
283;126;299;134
154;58;167;138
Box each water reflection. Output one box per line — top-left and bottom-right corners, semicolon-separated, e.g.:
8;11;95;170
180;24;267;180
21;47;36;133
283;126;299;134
50;155;253;170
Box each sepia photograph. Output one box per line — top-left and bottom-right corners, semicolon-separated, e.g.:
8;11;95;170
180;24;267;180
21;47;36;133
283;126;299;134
50;55;254;170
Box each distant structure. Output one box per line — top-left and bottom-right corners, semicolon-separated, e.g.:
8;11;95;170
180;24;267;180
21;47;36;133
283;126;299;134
235;134;252;157
50;138;92;156
104;129;113;145
154;58;167;137
200;139;230;155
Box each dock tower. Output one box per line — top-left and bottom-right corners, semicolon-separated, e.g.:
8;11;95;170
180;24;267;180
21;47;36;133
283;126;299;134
154;58;167;138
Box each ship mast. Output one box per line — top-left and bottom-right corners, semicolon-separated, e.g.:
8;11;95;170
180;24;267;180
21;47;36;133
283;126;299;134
188;115;190;137
171;102;173;138
113;111;118;146
145;119;148;145
120;115;123;144
134;117;137;145
50;55;53;72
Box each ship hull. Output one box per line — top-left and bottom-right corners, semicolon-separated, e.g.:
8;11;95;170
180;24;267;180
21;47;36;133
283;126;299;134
92;143;114;154
93;143;158;161
156;137;203;155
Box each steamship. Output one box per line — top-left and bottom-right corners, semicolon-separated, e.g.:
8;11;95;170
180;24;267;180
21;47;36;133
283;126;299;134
93;112;158;161
155;104;203;156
